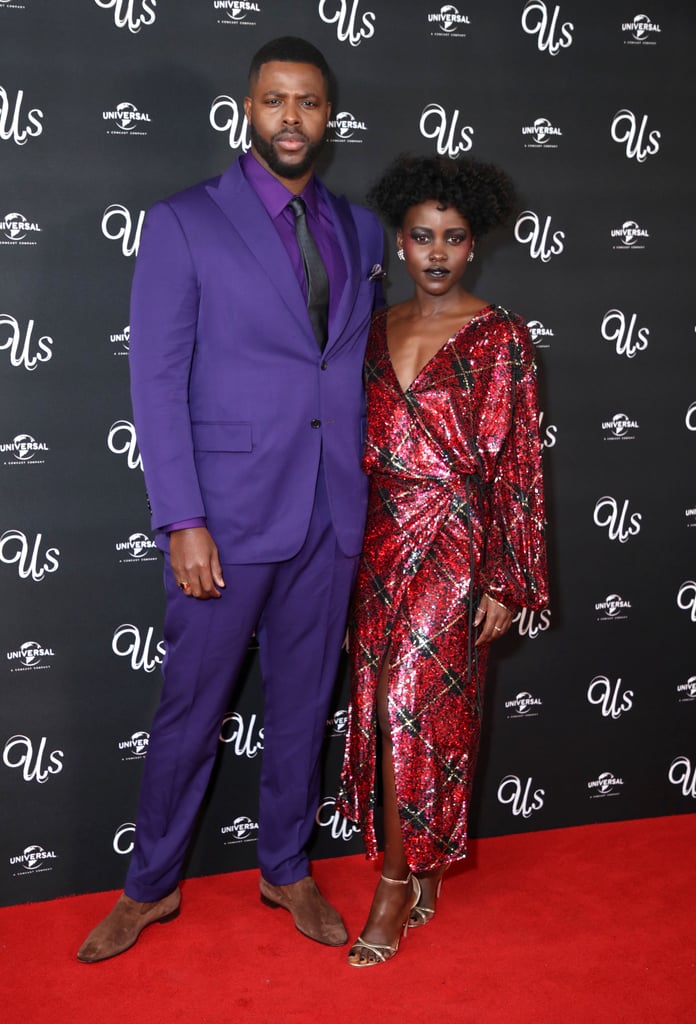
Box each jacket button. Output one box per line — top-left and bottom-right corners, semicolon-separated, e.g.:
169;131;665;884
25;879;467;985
320;360;328;370
311;419;321;429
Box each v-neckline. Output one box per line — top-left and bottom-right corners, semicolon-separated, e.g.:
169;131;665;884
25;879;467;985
384;304;495;395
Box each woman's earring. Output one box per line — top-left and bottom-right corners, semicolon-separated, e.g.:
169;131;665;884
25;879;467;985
467;250;475;264
397;248;405;261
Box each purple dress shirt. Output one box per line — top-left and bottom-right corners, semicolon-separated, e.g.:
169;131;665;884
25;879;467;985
163;152;347;535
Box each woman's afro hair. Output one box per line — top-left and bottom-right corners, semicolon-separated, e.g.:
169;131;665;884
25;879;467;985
367;153;517;237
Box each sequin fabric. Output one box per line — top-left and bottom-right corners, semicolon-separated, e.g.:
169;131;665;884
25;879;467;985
337;305;549;871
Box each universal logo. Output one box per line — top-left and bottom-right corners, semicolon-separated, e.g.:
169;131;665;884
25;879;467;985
213;0;260;25
9;845;58;878
209;96;251;151
110;324;130;355
588;771;624;798
221;815;259;844
0;315;53;371
219;711;264;758
602;413;639;441
6;641;55;673
3;734;64;784
521;1;573;55
325;712;348;737
677;581;696;622
112;623;165;673
1;433;49;466
0;530;60;581
497;775;545;818
420;103;474;158
676;677;696;704
527;320;554;349
521;117;562;148
316;797;361;841
601;309;648;359
595;593;631;623
514;211;564;262
611;220;649;251
505;691;543;719
611;109;660;163
101;204;145;257
0;212;41;245
103;102;152;135
685;507;696;529
118;730;149;760
93;0;157;34
669;757;696;799
108;419;142;470
115;531;157;564
428;5;471;38
328;111;367;144
318;0;376;47
622;14;661;44
0;86;43;145
587;676;634;719
593;496;641;544
514;607;551;639
327;708;348;736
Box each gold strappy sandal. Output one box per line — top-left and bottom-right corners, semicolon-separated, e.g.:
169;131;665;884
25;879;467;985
347;874;421;968
408;874;443;929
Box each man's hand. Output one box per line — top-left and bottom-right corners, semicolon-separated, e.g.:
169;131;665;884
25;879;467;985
473;593;513;647
170;527;225;599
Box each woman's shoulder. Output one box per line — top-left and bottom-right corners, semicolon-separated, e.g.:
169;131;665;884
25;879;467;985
486;303;526;327
485;305;534;354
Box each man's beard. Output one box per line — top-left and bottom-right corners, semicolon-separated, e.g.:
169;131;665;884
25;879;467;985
250;123;325;180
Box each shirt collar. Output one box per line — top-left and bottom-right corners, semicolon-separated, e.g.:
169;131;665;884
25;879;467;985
241;151;320;222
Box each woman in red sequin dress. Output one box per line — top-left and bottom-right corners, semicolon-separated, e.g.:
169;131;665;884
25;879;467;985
337;155;549;966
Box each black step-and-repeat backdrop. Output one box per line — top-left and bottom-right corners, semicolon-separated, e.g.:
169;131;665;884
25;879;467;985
1;1;694;905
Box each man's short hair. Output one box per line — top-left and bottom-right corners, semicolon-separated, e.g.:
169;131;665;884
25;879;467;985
248;36;332;96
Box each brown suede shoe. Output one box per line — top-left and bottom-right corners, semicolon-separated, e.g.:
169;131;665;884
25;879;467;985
259;875;348;946
76;887;181;963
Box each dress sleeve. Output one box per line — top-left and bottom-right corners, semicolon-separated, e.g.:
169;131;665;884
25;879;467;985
480;319;549;612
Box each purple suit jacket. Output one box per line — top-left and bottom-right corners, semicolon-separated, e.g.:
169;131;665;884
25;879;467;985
129;158;384;562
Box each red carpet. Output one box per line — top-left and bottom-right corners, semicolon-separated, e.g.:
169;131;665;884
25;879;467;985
1;815;694;1024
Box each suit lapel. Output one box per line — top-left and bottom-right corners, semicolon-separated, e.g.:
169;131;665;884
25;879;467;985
206;162;363;352
319;183;362;351
205;160;310;336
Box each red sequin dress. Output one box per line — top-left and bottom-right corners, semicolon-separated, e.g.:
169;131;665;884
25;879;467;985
337;305;549;871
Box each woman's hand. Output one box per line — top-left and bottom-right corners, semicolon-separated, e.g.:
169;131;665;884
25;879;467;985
474;593;513;647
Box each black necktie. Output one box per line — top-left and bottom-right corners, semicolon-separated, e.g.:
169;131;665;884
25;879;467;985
288;196;329;350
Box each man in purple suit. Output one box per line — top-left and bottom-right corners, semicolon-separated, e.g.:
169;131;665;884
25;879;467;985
77;36;383;962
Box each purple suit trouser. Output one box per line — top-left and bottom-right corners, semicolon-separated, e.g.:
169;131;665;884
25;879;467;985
124;463;358;901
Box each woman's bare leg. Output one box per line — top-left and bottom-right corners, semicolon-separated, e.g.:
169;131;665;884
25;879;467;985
347;652;417;964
